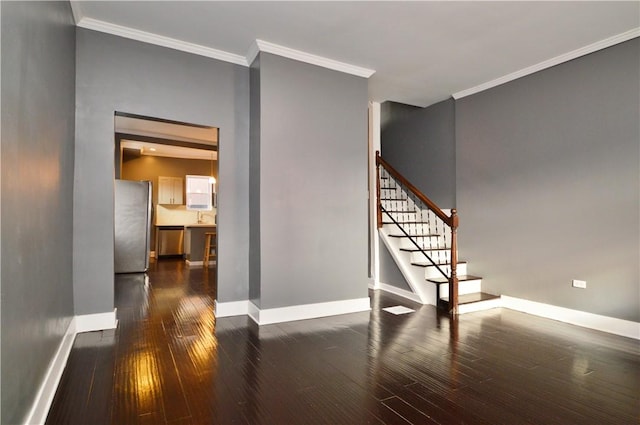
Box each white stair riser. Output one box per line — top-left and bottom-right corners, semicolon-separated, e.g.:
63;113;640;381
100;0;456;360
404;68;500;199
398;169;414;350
398;236;446;250
388;230;438;237
416;209;452;222
422;263;467;279
410;250;452;263
380;197;411;206
379;187;405;199
389;222;452;243
383;211;418;222
383;224;430;238
381;197;449;215
439;278;481;296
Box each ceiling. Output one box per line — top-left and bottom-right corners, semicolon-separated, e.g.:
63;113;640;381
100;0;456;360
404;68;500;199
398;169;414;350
120;140;217;161
115;115;218;146
116;115;218;160
72;1;638;107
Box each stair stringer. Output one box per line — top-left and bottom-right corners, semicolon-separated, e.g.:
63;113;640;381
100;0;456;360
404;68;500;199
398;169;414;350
378;226;437;306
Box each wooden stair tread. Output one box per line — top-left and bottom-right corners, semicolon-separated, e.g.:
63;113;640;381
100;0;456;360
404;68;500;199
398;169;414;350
411;261;466;268
400;247;449;252
383;210;418;213
380;198;406;201
427;275;482;284
441;292;500;304
389;233;439;238
384;221;429;225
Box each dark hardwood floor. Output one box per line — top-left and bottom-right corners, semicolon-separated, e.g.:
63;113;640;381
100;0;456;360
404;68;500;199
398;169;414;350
46;258;640;424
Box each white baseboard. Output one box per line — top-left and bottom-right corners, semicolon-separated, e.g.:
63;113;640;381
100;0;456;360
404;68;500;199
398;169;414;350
368;277;379;290
214;299;250;317
249;297;371;325
377;282;423;304
22;307;125;424
75;309;118;333
248;301;260;324
502;296;640;340
23;318;77;425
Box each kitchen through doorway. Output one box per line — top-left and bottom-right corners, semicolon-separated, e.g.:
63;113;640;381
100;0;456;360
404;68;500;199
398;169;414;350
113;112;219;274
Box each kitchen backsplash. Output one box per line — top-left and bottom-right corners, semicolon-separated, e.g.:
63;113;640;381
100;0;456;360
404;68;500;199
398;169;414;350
155;204;216;225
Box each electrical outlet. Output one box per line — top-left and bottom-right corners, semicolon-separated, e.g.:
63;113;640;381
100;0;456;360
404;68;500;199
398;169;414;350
572;279;587;289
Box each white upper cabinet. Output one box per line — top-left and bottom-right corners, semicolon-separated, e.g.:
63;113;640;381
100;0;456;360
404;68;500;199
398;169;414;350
158;176;183;205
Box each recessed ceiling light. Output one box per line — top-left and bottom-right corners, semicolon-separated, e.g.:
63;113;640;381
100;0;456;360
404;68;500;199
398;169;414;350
149;148;157;152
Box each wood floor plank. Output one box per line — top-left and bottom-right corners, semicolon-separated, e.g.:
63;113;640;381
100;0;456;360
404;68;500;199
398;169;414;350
46;258;640;425
382;396;440;425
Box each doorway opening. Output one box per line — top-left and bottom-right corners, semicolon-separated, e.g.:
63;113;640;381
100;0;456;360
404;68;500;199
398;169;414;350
113;111;219;272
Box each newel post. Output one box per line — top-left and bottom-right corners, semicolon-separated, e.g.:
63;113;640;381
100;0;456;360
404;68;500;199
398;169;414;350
449;209;459;315
375;151;382;229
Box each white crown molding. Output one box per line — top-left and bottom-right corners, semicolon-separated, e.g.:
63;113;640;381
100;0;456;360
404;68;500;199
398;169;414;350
255;39;375;78
76;17;249;66
453;27;640;100
246;40;261;66
69;1;83;26
74;18;376;78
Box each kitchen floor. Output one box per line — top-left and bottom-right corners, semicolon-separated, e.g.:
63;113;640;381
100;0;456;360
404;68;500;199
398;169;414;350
46;259;639;424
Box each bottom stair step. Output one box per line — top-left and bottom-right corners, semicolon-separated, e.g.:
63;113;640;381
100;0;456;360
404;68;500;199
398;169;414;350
427;275;482;284
439;292;502;314
441;292;500;305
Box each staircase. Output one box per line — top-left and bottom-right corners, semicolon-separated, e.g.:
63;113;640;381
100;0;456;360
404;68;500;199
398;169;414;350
376;152;500;314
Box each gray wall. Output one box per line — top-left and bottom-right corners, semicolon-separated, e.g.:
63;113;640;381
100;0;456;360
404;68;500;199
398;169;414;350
254;53;369;309
75;29;250;315
381;98;456;208
1;2;76;423
456;39;639;322
249;56;261;306
380;101;420;133
378;238;412;292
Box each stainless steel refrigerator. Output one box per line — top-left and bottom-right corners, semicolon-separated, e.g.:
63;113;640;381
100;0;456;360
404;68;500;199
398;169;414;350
114;180;152;273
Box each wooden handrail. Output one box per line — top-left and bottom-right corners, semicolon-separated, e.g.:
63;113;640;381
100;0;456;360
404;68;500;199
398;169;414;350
376;150;459;315
376;152;453;227
376;153;382;229
449;208;459;315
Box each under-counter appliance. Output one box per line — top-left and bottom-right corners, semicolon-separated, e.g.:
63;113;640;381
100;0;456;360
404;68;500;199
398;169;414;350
157;226;184;256
114;180;152;273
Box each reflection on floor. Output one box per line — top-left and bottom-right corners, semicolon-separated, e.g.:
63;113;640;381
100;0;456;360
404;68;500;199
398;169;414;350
46;258;639;424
